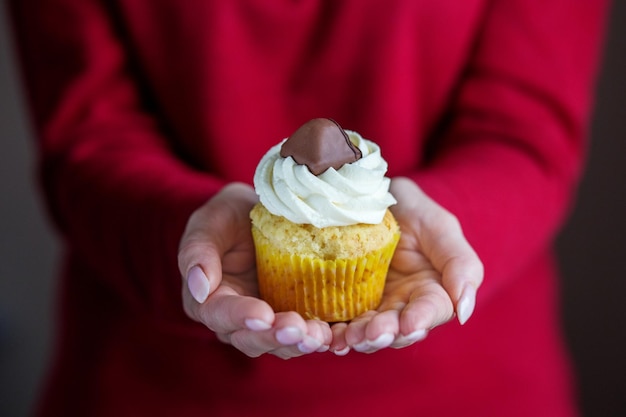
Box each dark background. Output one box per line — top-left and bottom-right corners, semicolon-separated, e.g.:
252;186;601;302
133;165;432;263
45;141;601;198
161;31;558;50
555;1;626;415
0;2;624;416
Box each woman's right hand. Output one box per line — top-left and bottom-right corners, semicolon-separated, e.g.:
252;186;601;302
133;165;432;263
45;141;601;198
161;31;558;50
178;182;332;359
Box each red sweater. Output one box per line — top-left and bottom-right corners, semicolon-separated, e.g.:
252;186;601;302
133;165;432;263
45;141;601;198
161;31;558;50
10;1;608;416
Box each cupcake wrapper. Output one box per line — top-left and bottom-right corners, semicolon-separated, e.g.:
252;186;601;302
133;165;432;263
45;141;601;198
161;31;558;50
252;229;400;322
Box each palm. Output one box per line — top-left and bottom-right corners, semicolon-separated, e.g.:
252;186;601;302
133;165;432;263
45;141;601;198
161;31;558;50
335;177;482;352
381;229;454;329
219;228;259;296
199;183;261;298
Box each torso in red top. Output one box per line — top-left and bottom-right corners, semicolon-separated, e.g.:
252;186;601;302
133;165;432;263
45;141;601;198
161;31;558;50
8;0;607;416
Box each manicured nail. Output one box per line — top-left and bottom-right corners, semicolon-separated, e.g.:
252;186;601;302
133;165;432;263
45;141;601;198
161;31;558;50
352;340;371;352
187;266;210;303
354;333;394;352
457;284;476;325
276;326;303;345
332;346;351;356
353;333;394;353
404;329;428;342
297;335;322;353
368;333;394;349
392;329;428;348
317;344;330;353
245;318;272;331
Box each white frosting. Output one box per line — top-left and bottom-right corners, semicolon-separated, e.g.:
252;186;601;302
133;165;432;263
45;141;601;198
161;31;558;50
253;130;396;228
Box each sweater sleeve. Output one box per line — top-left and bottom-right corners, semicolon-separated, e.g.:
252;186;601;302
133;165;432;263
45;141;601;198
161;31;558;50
9;0;225;318
412;0;609;300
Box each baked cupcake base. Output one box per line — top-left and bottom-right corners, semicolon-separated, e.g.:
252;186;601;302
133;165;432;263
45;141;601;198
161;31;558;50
250;204;400;322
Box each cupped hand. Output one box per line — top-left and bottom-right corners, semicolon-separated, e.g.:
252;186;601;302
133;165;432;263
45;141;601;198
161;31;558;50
332;177;484;354
178;182;332;359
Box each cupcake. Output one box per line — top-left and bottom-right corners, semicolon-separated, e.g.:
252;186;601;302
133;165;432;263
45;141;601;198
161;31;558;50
250;118;400;322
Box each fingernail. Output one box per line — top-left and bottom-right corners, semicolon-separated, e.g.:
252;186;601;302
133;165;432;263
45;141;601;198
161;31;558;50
332;346;351;356
404;329;428;342
457;284;476;325
276;326;303;345
245;318;272;331
368;333;394;349
297;335;322;353
317;344;330;353
187;266;210;303
354;333;394;352
352;340;371;353
393;329;428;348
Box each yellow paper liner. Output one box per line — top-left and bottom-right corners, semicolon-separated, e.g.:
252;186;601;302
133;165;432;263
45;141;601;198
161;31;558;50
252;228;400;322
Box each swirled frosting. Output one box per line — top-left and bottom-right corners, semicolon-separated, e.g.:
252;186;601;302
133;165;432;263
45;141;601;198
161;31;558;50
253;128;396;228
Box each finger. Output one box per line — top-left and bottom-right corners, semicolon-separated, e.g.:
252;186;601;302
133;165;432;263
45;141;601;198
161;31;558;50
187;285;275;335
398;283;454;335
178;210;227;304
390;328;428;349
268;317;332;359
268;313;333;359
178;183;257;303
418;214;482;322
329;322;350;356
225;311;309;358
354;309;400;353
296;320;333;354
344;311;386;353
443;255;483;325
375;275;437;348
423;216;483;325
